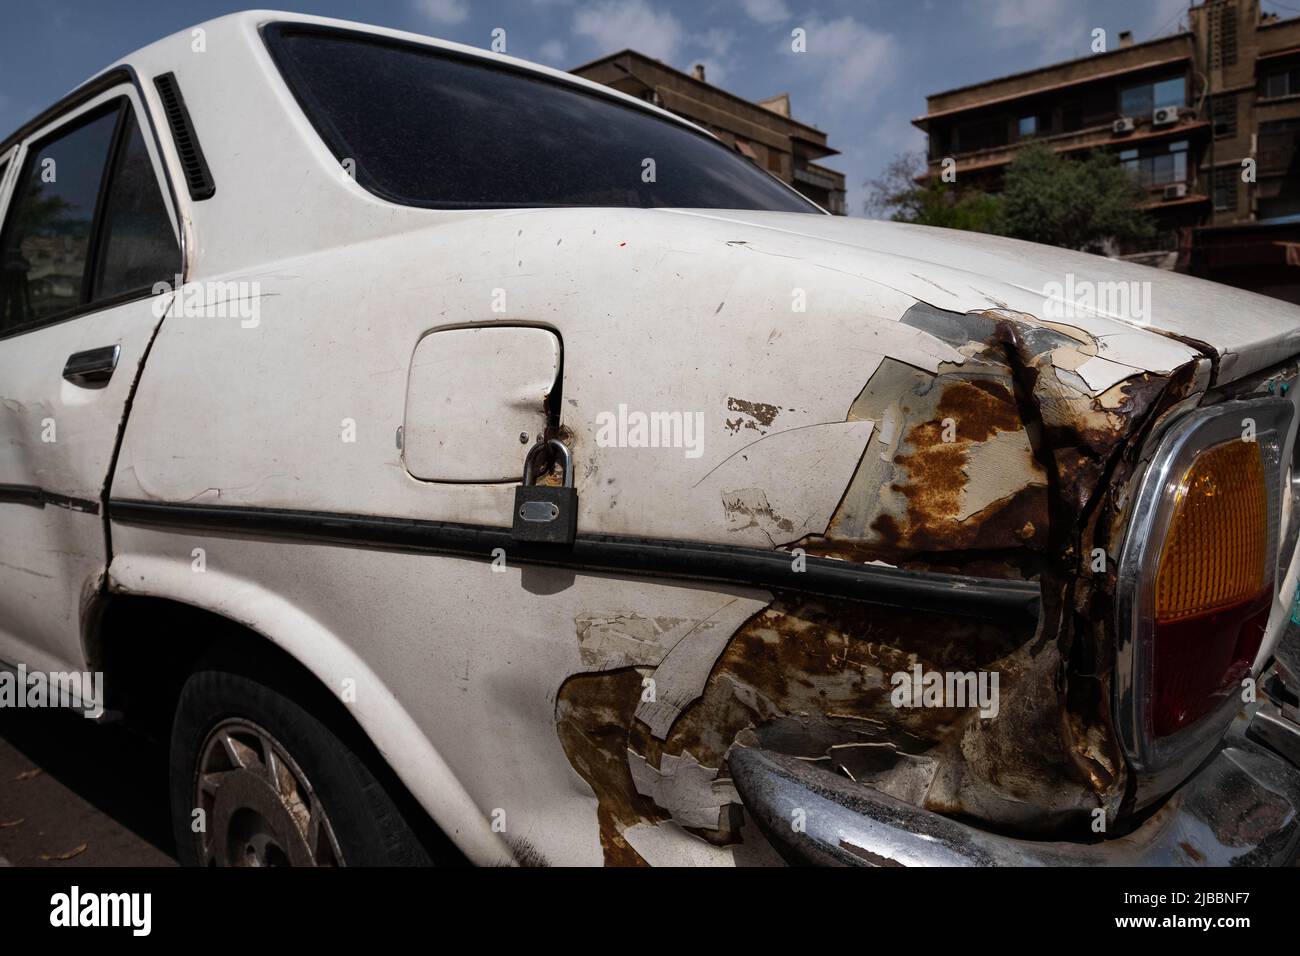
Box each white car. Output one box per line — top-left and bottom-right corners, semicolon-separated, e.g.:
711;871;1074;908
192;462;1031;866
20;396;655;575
2;10;1300;867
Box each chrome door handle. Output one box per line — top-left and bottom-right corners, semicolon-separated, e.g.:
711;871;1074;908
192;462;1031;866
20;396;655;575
62;344;120;388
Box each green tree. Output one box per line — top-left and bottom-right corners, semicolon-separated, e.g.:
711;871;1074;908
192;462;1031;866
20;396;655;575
863;151;1003;233
864;145;1156;253
998;144;1155;253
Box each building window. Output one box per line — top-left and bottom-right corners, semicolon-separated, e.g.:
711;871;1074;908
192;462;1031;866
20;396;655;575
1119;77;1185;117
1258;118;1300;177
1016;112;1048;139
1263;66;1300;99
955;118;1008;153
1213;167;1238;212
1258;118;1300;219
1120;140;1189;187
1211;94;1237;138
1062;102;1083;132
928;127;951;160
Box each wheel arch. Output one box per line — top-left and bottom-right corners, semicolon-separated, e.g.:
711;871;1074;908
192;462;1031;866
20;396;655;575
88;552;512;865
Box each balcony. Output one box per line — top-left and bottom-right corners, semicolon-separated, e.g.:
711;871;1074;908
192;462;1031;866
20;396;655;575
923;115;1210;179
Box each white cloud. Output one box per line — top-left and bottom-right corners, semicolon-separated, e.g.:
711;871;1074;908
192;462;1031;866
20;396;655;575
537;39;569;65
977;0;1087;59
572;0;684;61
696;27;736;59
787;17;901;108
741;0;791;25
411;0;469;26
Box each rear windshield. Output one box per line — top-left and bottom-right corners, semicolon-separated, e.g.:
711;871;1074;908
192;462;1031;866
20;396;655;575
264;25;820;213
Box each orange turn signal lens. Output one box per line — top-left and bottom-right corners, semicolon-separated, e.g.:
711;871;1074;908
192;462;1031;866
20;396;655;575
1155;438;1269;622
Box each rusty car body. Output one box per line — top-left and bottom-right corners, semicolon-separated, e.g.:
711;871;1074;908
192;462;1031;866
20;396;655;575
1;11;1299;866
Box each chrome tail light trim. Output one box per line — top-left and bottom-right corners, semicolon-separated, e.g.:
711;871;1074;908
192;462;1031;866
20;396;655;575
1115;396;1295;783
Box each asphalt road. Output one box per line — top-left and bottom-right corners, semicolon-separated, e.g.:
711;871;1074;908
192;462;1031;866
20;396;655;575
0;708;175;866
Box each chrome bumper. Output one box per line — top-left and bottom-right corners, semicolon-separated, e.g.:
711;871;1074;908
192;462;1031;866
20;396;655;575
730;688;1300;867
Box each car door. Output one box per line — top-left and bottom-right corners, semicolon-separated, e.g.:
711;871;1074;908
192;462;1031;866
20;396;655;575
0;84;181;673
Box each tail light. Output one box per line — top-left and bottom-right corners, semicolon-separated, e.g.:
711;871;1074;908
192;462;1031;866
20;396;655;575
1117;397;1294;779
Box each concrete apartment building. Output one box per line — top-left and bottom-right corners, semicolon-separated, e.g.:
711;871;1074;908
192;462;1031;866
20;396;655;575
914;1;1300;302
571;50;847;214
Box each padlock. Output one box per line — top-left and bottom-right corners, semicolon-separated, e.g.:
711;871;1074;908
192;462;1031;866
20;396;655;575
512;439;578;544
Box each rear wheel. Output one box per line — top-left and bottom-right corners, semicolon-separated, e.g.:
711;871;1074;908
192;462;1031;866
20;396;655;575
169;644;441;866
191;716;343;866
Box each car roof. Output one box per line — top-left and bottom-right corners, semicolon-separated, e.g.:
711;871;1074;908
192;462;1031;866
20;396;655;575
2;9;717;154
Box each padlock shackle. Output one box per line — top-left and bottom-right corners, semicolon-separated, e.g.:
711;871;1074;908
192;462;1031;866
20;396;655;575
522;438;573;487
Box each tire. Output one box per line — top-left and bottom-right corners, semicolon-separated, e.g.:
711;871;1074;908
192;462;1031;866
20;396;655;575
169;642;446;866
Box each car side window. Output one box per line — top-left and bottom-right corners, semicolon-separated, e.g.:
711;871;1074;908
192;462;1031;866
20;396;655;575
93;108;180;301
0;106;119;333
0;96;179;336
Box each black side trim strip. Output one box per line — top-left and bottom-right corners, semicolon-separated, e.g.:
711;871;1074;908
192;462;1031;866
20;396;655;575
0;484;43;507
0;484;100;514
108;499;1040;621
153;72;214;200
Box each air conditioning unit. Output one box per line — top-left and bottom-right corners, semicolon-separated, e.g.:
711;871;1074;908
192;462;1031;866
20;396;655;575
1113;116;1137;134
1163;182;1188;200
1153;105;1181;127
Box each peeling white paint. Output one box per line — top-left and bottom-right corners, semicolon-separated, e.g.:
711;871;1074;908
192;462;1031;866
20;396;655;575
634;597;766;738
623;819;785;866
1073;355;1141;393
696;420;874;548
958;430;1046;521
627;749;737;830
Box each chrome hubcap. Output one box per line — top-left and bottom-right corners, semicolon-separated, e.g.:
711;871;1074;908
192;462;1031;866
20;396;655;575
194;718;343;866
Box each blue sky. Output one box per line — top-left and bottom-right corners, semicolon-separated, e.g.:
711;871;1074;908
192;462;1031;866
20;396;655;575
1;1;1288;214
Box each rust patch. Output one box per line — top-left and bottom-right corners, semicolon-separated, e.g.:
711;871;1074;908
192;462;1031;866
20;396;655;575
878;399;1050;556
633;597;1034;816
893;425;968;522
555;669;665;866
557;595;1038;852
839;839;904;866
725;397;781;434
835;370;1052;556
873;483;1049;553
1178;840;1205;863
934;379;1021;442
